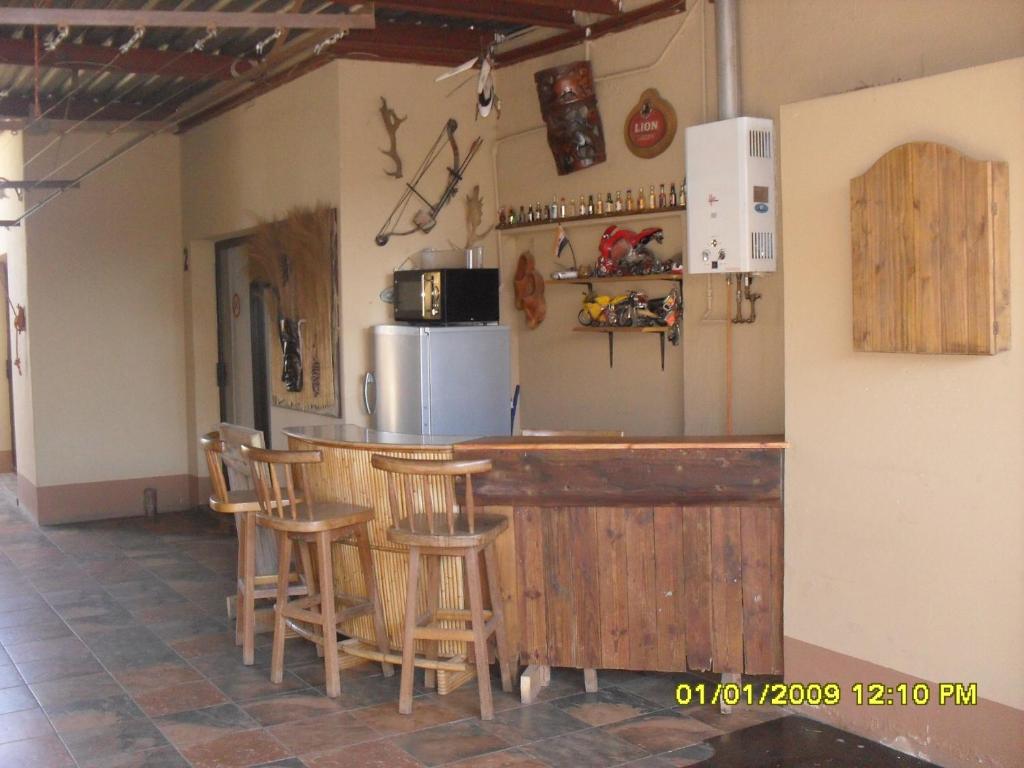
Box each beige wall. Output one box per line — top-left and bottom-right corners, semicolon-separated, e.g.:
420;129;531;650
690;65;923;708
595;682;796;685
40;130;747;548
0;134;33;485
181;63;343;451
494;0;1024;435
334;58;500;425
22;134;188;500
181;59;501;452
782;56;1024;764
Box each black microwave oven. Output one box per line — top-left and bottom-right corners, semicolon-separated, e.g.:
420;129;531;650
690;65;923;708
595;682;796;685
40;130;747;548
393;268;500;324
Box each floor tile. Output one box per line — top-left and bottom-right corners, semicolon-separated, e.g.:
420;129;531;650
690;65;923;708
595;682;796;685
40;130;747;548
154;702;261;749
0;684;39;715
349;698;464;737
619;742;716;767
180;728;291;768
45;693;147;735
242;690;343;727
685;702;787;732
304;739;425;768
0;663;23;689
267;710;379;755
479;701;588;745
0;618;74;646
30;671;124;708
615;672;705;710
0;733;75;767
521;727;648;768
429;680;524;718
5;634;88;664
112;660;205;694
62;718;169;764
445;748;551;768
603;711;724;753
549;687;659;726
0;606;56;629
134;680;230;717
169;632;239;659
0;707;54;744
77;745;194;768
390;719;511;767
16;653;107;684
209;667;309;703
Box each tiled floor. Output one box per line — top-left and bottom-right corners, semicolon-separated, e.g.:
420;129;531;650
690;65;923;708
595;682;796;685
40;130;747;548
0;479;938;768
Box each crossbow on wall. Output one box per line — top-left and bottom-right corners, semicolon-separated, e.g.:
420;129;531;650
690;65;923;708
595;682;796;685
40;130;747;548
375;118;482;246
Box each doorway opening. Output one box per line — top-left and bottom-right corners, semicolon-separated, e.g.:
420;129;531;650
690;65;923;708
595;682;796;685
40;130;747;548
214;237;271;444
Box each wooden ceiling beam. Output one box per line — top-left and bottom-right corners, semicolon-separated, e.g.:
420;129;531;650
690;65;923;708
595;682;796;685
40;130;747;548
333;1;576;29
0;7;376;31
176;22;488;132
0;38;255;81
516;0;622;14
495;0;684;66
341;23;488;54
0;95;175;122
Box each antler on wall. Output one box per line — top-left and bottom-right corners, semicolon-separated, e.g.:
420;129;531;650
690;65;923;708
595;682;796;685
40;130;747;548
378;97;407;179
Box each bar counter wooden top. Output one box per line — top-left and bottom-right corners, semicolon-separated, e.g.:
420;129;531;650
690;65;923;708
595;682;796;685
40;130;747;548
284;426;786;695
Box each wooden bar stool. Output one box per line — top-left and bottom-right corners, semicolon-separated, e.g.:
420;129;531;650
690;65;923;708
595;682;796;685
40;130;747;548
242;444;393;698
201;432;308;666
370;454;514;720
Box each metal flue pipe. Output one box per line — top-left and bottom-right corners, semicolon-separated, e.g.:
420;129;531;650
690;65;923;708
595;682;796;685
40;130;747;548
715;0;740;119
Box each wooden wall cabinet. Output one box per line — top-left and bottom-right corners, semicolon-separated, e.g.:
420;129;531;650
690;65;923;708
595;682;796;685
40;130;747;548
850;141;1010;355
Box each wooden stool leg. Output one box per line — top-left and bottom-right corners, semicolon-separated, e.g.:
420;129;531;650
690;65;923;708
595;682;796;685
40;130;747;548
483;543;514;693
297;540;322;657
399;547;421;715
464;547;494;720
241;513;258;666
234;513;245;647
316;531;341;698
422;555;441;689
355;525;394;678
270;532;293;685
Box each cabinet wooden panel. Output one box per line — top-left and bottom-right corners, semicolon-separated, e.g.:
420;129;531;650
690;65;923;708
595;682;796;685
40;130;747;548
850;141;1010;354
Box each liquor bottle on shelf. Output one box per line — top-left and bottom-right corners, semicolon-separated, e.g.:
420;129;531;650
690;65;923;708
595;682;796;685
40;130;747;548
537;201;545;222
508;208;517;225
569;198;577;217
595;194;604;215
578;194;586;216
669;182;677;207
615;191;623;212
625;189;634;212
648;185;656;209
519;205;526;223
680;178;687;207
637;185;646;210
587;194;595;215
658;183;666;209
526;205;534;223
550;195;558;220
559;197;567;218
606;192;614;213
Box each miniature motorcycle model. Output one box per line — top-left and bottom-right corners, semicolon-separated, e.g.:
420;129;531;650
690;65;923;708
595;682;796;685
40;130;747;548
596;225;666;276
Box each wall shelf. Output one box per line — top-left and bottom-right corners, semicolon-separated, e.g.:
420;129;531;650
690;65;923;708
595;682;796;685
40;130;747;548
546;274;682;286
572;326;672;369
497;205;685;235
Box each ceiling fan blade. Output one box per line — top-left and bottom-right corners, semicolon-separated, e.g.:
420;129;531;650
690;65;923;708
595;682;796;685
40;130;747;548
435;56;479;82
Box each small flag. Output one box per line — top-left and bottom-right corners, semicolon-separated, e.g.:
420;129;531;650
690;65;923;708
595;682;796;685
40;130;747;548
553;224;577;268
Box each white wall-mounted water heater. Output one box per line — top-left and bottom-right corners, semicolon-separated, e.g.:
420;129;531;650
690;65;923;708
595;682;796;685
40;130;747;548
685;116;776;274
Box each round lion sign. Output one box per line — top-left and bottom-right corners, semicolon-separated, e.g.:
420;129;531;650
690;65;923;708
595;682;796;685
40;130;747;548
624;88;677;159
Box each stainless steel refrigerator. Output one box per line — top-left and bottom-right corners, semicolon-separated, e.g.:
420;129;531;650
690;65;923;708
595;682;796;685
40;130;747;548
369;324;511;436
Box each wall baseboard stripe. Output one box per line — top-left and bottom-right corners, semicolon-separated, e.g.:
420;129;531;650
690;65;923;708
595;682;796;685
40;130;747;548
785;636;1023;768
20;474;209;525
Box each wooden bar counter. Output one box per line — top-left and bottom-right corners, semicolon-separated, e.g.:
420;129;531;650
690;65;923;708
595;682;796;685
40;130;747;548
284;426;786;680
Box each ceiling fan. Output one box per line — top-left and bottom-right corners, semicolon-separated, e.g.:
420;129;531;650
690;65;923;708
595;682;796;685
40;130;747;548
435;40;501;119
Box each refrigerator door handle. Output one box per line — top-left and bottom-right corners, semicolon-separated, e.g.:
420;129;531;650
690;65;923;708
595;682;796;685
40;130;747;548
363;372;376;415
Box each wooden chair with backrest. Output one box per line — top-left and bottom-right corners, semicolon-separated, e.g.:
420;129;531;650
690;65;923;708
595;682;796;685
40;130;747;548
370;454;514;720
242;444;393;698
201;430;308;666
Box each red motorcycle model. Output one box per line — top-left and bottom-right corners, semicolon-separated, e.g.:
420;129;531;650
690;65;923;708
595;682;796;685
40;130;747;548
596;225;667;276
